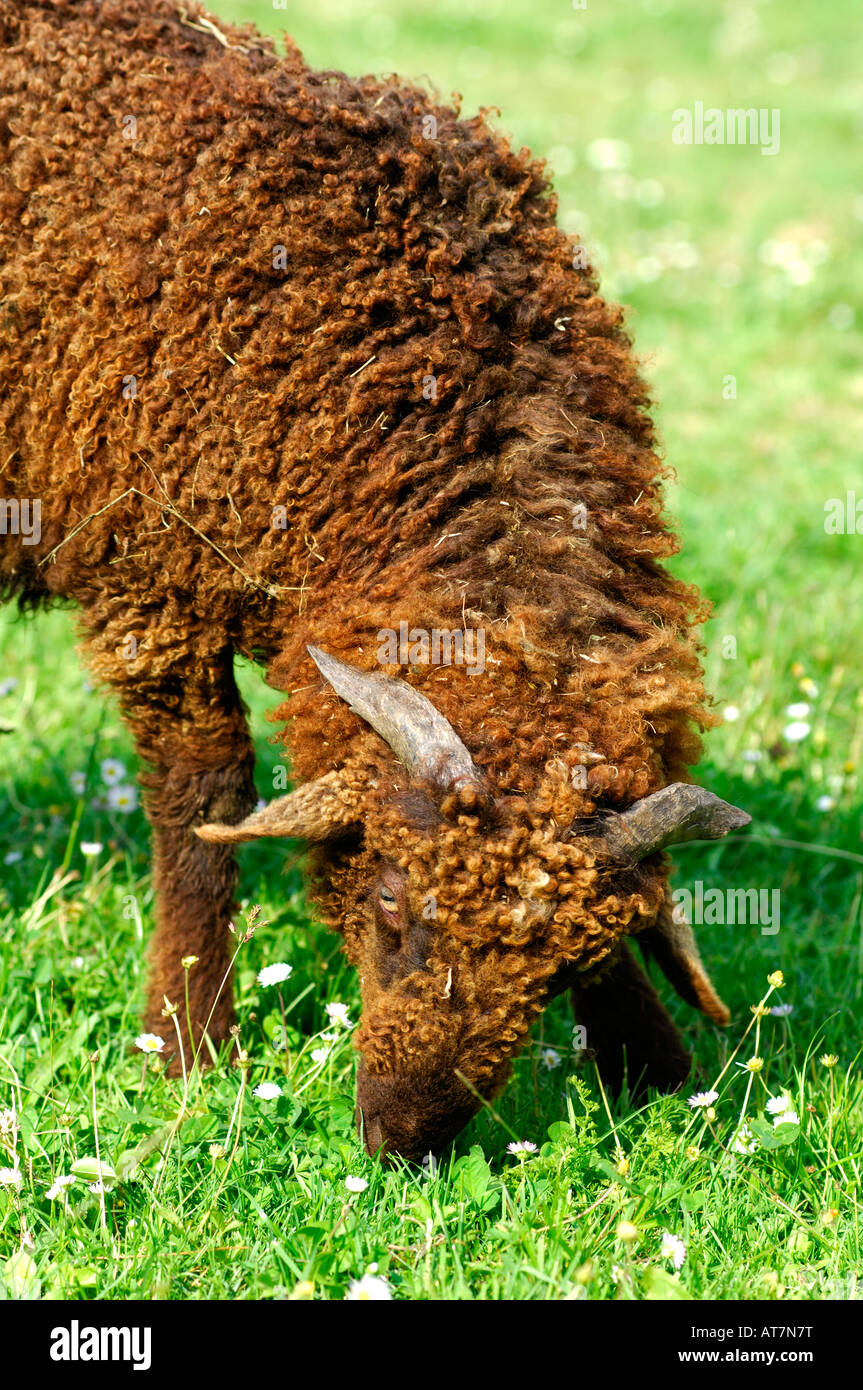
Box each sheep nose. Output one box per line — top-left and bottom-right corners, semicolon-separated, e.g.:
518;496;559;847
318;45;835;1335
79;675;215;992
355;1084;390;1157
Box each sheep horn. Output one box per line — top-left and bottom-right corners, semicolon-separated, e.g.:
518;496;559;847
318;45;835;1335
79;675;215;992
196;768;359;844
598;783;751;862
308;645;483;794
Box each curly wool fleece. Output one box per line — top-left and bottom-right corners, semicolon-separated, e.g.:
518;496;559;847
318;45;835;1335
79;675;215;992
1;0;726;1156
332;762;662;1064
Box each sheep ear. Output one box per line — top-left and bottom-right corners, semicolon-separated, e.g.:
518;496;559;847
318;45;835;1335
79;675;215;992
599;783;750;862
195;770;359;845
638;901;730;1025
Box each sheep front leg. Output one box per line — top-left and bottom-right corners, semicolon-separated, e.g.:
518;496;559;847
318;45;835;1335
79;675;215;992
140;750;256;1068
88;639;258;1072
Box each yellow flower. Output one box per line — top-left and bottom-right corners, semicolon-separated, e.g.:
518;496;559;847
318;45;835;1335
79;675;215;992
615;1156;630;1177
767;970;785;988
616;1221;638;1243
685;1145;701;1161
745;1056;764;1073
181;954;199;970
820;1054;839;1069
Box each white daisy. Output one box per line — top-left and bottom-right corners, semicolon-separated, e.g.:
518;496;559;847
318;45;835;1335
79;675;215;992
723;705;740;722
325;1002;353;1028
107;783;138;812
80;842;103;857
253;1082;282;1101
687;1089;719;1109
134;1033;165;1054
507;1140;538;1156
70;771;87;795
257;963;293;987
46;1175;75;1201
770;1003;793;1017
100;758;127;784
541;1048;562;1069
816;795;835;812
731;1124;757;1155
311;1047;331;1065
785;702;810;719
767;1094;799;1126
783;721;811;742
0;1167;22;1187
345;1176;369;1193
660;1231;686;1269
345;1273;393;1301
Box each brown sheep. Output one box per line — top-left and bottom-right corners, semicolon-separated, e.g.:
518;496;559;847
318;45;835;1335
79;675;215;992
0;0;749;1159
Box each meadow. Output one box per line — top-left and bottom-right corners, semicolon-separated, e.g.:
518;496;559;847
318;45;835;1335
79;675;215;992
0;0;861;1300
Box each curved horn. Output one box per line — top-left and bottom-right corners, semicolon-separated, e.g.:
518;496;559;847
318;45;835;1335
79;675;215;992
599;783;751;862
308;645;483;793
196;769;358;845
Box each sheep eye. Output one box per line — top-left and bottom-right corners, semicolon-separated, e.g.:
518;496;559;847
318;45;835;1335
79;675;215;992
378;886;398;913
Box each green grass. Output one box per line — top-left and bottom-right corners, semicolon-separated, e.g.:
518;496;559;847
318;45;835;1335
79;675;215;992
1;0;861;1300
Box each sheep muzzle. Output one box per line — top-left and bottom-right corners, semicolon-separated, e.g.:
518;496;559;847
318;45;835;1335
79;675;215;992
355;1063;481;1162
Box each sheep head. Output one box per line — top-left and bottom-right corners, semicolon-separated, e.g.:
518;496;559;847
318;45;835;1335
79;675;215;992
198;648;750;1162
